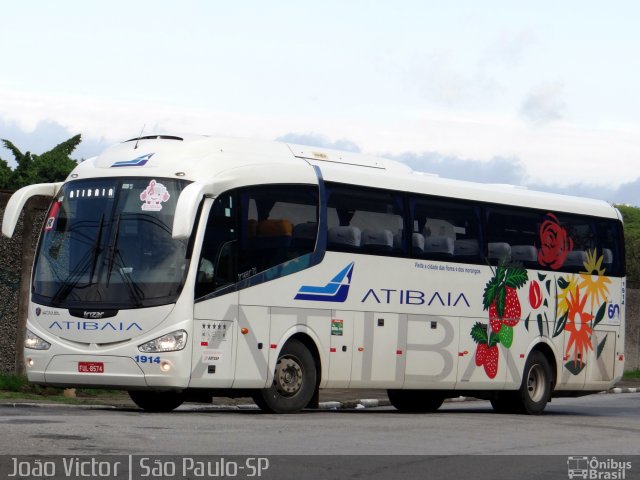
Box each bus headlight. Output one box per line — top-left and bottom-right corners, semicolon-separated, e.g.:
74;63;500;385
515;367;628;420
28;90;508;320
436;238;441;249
138;330;188;353
25;330;51;350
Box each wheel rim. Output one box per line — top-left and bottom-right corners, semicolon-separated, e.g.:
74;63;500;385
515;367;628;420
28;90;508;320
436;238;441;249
526;363;546;403
274;355;303;397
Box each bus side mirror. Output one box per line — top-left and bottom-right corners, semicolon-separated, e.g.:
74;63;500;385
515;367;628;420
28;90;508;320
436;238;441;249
172;182;215;240
2;182;62;238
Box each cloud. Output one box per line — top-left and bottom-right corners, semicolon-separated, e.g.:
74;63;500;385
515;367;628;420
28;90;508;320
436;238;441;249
409;52;502;106
484;29;537;67
519;82;566;125
0;118;110;167
0;110;640;206
392;149;640;206
612;177;640;206
390;151;527;185
275;132;361;152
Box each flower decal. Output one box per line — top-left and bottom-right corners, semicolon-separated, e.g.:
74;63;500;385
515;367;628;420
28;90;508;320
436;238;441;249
528;281;542;309
565;286;594;373
579;249;611;310
538;213;573;270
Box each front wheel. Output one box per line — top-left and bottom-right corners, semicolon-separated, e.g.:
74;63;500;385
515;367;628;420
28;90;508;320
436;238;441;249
129;390;185;412
252;339;317;414
387;389;444;413
515;351;552;415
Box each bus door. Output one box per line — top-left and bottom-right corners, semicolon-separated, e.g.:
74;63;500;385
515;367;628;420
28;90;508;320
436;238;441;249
191;195;239;388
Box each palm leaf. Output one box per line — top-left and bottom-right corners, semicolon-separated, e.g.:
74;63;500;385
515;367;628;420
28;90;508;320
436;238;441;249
505;267;528;289
471;322;488;344
593;303;606;328
565;361;586;376
597;336;607;359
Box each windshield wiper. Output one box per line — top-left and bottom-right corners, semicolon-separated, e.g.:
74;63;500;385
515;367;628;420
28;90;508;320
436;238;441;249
105;214;145;307
50;214;105;306
106;213;121;287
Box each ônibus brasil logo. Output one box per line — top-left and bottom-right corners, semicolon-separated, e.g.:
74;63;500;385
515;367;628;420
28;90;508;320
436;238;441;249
294;262;354;302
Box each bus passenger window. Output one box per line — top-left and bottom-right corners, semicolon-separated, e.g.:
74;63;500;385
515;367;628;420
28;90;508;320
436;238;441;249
326;185;405;255
596;219;624;276
485;207;539;267
238;185;319;277
411;196;481;263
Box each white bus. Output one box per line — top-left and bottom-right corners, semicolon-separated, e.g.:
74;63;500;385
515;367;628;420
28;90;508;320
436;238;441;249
2;135;626;414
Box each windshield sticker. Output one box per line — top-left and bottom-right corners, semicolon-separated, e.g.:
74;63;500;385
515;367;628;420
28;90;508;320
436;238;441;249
140;179;170;211
44;200;61;231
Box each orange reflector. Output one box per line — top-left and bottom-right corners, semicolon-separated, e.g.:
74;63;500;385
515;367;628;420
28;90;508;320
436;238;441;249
241;328;249;335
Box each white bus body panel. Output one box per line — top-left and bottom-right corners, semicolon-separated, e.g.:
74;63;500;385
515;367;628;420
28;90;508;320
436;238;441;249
11;135;625;395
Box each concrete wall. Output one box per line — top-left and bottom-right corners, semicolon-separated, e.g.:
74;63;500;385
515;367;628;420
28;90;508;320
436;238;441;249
0;190;639;373
626;289;640;371
0;191;23;373
0;192;47;373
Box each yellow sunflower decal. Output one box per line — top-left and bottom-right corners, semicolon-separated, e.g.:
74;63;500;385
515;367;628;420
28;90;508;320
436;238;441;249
578;249;611;310
557;274;579;316
565;287;593;369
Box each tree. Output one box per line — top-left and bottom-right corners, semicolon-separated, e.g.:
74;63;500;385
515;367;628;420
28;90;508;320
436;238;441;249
626;232;640;289
617;204;640;288
0;134;81;188
0;158;12;189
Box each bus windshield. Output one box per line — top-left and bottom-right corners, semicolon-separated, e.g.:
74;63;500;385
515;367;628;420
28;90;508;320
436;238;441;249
32;177;191;309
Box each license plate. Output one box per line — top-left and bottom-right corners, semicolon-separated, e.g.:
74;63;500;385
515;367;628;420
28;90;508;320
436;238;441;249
78;361;104;373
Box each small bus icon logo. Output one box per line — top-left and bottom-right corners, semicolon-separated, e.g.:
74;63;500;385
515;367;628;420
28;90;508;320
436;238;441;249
567;456;589;479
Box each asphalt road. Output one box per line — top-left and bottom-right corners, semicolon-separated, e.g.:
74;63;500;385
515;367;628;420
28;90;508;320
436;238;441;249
0;392;638;456
1;393;638;479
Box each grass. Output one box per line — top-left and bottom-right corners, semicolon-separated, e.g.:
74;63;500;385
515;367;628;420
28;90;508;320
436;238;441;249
623;369;640;379
0;373;130;405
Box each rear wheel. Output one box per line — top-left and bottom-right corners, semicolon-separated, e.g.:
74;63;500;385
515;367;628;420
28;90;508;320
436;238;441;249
515;351;552;415
128;390;185;412
253;339;317;414
387;390;444;413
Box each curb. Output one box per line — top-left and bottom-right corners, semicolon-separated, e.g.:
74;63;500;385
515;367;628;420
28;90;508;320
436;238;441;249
0;388;636;411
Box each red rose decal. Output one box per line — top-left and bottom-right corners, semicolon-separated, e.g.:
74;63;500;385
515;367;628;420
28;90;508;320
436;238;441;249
537;213;573;270
529;281;542;309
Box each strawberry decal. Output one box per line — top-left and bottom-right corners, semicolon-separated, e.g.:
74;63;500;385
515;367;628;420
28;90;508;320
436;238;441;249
470;264;528;379
471;323;500;379
483;265;528;333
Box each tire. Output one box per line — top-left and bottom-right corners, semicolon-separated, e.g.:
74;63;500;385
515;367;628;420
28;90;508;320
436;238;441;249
252;339;317;414
129;390;185;412
515;351;552;415
387;389;444;413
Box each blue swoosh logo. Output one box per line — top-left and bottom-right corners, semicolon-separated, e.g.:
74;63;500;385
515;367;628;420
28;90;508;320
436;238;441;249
294;262;354;302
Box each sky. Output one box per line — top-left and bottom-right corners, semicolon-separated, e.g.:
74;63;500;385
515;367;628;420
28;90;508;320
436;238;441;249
1;1;639;205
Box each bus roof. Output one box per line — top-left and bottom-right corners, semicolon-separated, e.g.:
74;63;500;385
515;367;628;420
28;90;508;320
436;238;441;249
71;134;619;220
